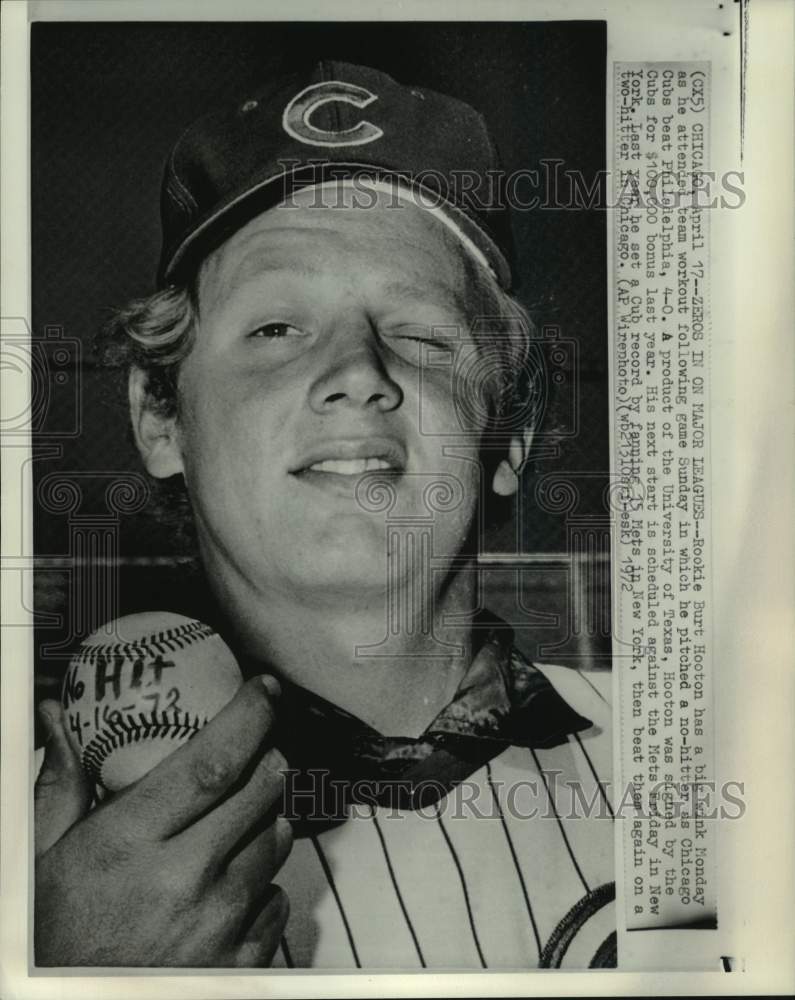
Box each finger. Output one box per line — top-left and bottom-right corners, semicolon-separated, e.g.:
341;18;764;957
232;885;290;968
183;746;290;863
223;815;293;894
188;826;291;964
34;700;92;855
204;818;292;926
122;675;280;840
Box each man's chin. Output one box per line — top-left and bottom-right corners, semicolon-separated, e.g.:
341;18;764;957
302;520;392;578
281;559;390;601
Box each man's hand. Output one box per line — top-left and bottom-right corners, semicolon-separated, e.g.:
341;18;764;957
34;676;292;967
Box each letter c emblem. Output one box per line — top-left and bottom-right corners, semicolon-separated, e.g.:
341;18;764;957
282;81;383;148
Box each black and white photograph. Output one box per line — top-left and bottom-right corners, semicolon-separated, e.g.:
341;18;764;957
1;0;793;995
29;17;614;971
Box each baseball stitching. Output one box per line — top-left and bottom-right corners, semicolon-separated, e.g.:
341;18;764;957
81;710;206;785
73;620;216;664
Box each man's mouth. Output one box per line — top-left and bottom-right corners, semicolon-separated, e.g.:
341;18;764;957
305;457;396;475
290;438;407;485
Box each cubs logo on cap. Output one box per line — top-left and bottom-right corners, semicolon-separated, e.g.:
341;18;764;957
282;80;384;147
158;61;514;289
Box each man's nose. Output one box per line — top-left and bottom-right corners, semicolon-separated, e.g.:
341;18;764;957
308;328;403;415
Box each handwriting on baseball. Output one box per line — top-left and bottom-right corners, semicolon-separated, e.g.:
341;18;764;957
63;653;178;706
63;653;183;747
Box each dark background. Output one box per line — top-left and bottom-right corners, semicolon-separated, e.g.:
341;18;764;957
31;21;610;713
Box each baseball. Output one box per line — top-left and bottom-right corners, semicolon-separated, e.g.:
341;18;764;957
62;612;244;791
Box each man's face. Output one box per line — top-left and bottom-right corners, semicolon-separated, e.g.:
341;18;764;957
170;187;491;606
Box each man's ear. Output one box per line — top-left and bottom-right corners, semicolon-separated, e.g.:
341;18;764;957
491;427;534;497
128;367;185;479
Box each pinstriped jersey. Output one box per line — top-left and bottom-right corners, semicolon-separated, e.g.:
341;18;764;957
33;661;615;968
272;663;615;969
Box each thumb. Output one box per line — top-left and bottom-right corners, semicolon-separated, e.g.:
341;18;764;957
35;700;92;856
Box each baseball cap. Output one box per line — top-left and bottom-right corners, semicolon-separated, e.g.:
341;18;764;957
158;60;514;289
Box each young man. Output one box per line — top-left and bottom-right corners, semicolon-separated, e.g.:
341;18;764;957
34;62;615;969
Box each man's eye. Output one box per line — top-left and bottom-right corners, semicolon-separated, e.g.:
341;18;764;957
388;326;453;350
247;322;302;339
